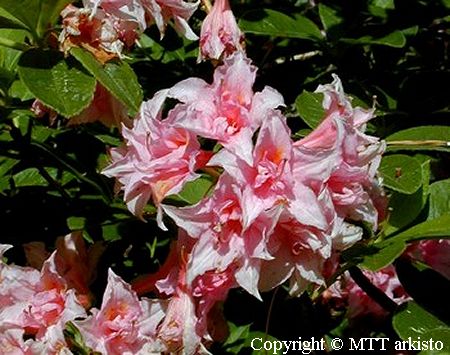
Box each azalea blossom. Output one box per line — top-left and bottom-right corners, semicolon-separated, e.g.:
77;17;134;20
142;0;199;40
75;269;166;354
83;0;147;31
323;266;410;319
209;112;326;230
407;239;450;280
23;232;104;308
146;231;233;354
0;244;86;353
199;0;245;61
164;174;279;299
169;51;284;164
102;89;211;227
294;74;386;230
59;4;141;61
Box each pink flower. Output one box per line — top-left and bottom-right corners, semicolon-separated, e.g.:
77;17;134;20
155;239;233;354
0;328;32;355
102;89;211;227
0;244;41;329
21;254;86;338
164;174;279;299
258;190;363;296
199;0;245;61
83;0;147;31
142;0;199;40
1;244;86;343
294;74;386;229
408;239;450;280
209;112;327;230
324;266;410;319
76;269;166;354
59;4;141;61
169;52;284;164
23;232;104;308
54;232;105;307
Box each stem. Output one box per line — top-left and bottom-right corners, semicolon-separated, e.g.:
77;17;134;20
348;266;398;314
387;140;450;147
36;165;71;200
264;286;279;354
0;37;31;51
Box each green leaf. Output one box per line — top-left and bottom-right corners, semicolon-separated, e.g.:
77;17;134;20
0;0;41;38
64;321;99;355
360;239;406;271
420;328;450;354
385;159;430;233
94;134;122;147
0;158;18;177
341;31;406;48
361;214;450;271
386;126;450;152
379;155;423;194
67;216;86;231
295;91;325;129
393;302;448;340
0;0;73;39
318;4;343;31
70;47;143;115
394;214;450;242
428;179;450;220
0;15;29;31
13;167;49;187
36;0;73;38
224;323;251;354
0;29;29;71
239;9;323;40
18;49;96;117
175;176;214;205
371;0;395;9
9;80;34;100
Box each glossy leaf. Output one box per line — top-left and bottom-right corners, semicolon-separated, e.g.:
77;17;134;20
295;91;325;129
70;48;143;115
371;0;395;9
223;323;251;354
13;167;50;187
318;4;343;31
174;175;214;205
428;179;450;220
341;31;406;48
386;126;450;152
0;29;29;71
362;214;450;271
385;159;430;234
379;155;423;194
0;0;72;39
18;49;96;117
393;302;448;340
239;9;323;40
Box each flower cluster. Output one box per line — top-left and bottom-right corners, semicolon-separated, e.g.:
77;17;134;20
1;237;88;354
0;237;169;354
59;0;199;60
322;266;411;319
102;51;387;352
